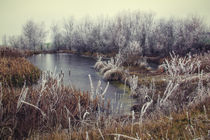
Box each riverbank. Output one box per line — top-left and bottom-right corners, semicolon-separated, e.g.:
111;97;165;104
0;48;110;139
0;48;209;139
30;96;210;139
0;48;41;87
23;48;116;60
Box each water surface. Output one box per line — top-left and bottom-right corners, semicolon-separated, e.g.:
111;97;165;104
28;53;135;114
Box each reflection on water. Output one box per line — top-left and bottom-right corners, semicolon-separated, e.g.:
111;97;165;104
28;53;135;114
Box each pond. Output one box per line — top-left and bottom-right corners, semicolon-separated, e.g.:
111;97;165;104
28;53;135;115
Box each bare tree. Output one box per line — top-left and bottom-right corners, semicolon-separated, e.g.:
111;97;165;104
2;34;8;47
63;17;74;50
8;36;21;49
22;20;47;51
13;11;208;56
51;24;64;51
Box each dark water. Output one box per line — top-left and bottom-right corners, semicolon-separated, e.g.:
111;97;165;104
28;53;135;114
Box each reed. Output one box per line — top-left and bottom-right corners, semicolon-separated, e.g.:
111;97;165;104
0;72;109;139
0;47;24;58
0;57;40;87
29;96;210;140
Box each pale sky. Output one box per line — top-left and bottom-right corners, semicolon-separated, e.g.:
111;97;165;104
0;0;210;44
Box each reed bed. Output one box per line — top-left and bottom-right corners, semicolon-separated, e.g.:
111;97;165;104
29;96;210;140
0;47;25;58
0;57;40;87
0;72;109;139
0;49;209;139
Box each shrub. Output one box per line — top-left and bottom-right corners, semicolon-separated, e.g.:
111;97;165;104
161;52;200;81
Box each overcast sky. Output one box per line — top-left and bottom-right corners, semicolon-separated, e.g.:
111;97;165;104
0;0;210;44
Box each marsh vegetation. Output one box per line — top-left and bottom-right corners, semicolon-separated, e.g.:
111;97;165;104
0;11;210;139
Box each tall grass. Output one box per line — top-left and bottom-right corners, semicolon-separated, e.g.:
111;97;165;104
0;72;109;139
0;47;24;58
0;49;209;139
0;47;41;87
0;57;40;87
29;96;210;140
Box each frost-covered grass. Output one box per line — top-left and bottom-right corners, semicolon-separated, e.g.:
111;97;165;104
29;96;210;140
1;49;210;139
0;72;109;139
94;54;127;82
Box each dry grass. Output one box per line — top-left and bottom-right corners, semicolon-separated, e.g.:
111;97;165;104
28;96;210;140
26;52;210;140
0;47;41;87
198;52;210;73
103;68;125;81
99;65;112;74
94;61;106;71
0;57;40;87
0;73;108;139
0;47;25;58
1;49;209;139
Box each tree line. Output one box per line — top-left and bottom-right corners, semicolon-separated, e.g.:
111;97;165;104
2;11;210;57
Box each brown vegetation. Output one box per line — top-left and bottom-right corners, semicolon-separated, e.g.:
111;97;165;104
29;96;210;140
0;48;209;139
0;73;108;139
0;47;25;58
103;68;125;81
0;56;40;87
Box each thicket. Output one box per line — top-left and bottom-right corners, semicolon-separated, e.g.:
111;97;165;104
5;11;210;58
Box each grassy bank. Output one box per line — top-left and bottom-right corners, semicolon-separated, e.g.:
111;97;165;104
0;48;109;139
0;57;40;87
0;73;107;139
92;52;210;139
0;48;209;139
0;48;41;87
30;97;210;139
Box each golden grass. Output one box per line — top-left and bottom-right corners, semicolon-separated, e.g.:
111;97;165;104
0;76;106;139
29;96;210;140
0;57;40;87
0;47;41;87
1;48;209;139
0;47;24;58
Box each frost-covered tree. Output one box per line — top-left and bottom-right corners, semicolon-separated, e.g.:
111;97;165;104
8;35;28;49
22;20;47;51
120;41;143;65
51;24;64;51
8;11;209;57
63;18;74;50
173;16;207;55
8;36;20;48
2;34;8;47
